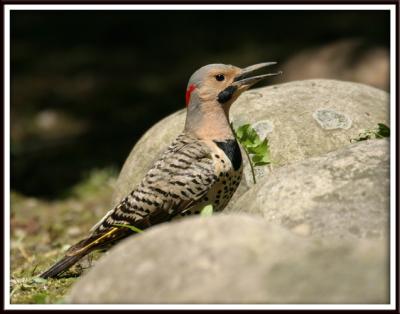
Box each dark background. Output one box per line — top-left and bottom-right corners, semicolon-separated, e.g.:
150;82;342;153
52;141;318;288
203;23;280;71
10;10;390;199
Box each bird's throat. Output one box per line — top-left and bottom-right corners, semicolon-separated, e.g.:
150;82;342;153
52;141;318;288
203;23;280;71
184;100;234;141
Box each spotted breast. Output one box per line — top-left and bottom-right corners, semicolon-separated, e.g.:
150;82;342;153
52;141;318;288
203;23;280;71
177;137;243;217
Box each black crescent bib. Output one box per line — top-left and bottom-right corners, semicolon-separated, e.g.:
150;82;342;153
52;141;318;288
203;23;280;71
214;140;242;171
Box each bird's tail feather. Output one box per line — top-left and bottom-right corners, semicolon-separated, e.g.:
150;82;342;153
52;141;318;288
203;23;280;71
39;252;88;279
39;236;99;279
39;228;127;279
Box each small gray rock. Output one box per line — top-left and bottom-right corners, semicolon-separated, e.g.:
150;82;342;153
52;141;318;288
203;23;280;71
228;139;389;240
67;214;388;304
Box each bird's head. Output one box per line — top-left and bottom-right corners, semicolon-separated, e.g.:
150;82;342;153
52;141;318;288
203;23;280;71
185;62;281;110
184;62;281;140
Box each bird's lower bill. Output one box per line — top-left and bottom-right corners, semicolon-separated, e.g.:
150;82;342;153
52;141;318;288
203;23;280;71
233;62;282;90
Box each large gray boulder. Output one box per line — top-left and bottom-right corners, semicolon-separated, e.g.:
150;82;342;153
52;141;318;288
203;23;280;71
67;214;388;304
227;139;389;240
112;79;388;206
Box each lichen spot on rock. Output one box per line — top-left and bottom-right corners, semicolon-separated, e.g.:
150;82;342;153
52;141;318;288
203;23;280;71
252;120;274;139
312;109;352;130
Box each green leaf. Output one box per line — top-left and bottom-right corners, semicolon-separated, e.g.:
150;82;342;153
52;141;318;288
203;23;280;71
377;123;390;138
249;139;269;155
200;204;213;217
113;224;143;233
252;153;271;166
235;124;250;140
235;124;262;147
245;129;262;146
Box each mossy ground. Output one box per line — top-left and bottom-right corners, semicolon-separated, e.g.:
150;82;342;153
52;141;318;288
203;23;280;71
10;168;117;304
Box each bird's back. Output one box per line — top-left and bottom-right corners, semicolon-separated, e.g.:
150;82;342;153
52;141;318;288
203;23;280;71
91;132;242;235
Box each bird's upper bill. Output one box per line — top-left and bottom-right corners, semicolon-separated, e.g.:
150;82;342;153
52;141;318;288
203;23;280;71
233;62;282;90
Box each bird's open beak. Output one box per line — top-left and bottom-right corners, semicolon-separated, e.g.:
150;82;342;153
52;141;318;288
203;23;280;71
233;62;282;89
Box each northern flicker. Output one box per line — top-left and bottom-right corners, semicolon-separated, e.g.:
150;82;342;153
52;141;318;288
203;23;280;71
40;62;280;279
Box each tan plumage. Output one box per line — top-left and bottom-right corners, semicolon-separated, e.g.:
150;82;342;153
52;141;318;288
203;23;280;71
40;62;280;278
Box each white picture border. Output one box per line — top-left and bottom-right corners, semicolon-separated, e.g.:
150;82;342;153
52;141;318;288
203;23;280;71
3;4;397;310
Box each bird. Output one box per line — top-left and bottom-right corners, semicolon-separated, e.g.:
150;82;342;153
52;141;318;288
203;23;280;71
39;62;281;279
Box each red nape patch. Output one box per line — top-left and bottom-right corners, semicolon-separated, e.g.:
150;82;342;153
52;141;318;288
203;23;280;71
185;84;196;107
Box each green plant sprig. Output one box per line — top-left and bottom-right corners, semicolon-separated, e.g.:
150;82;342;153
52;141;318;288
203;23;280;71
351;123;390;142
232;123;272;184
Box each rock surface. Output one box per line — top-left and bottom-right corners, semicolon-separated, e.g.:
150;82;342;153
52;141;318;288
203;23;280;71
227;139;390;240
67;215;388;304
112;79;388;206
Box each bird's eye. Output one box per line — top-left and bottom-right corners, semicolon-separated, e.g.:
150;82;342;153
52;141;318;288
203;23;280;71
215;74;225;82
